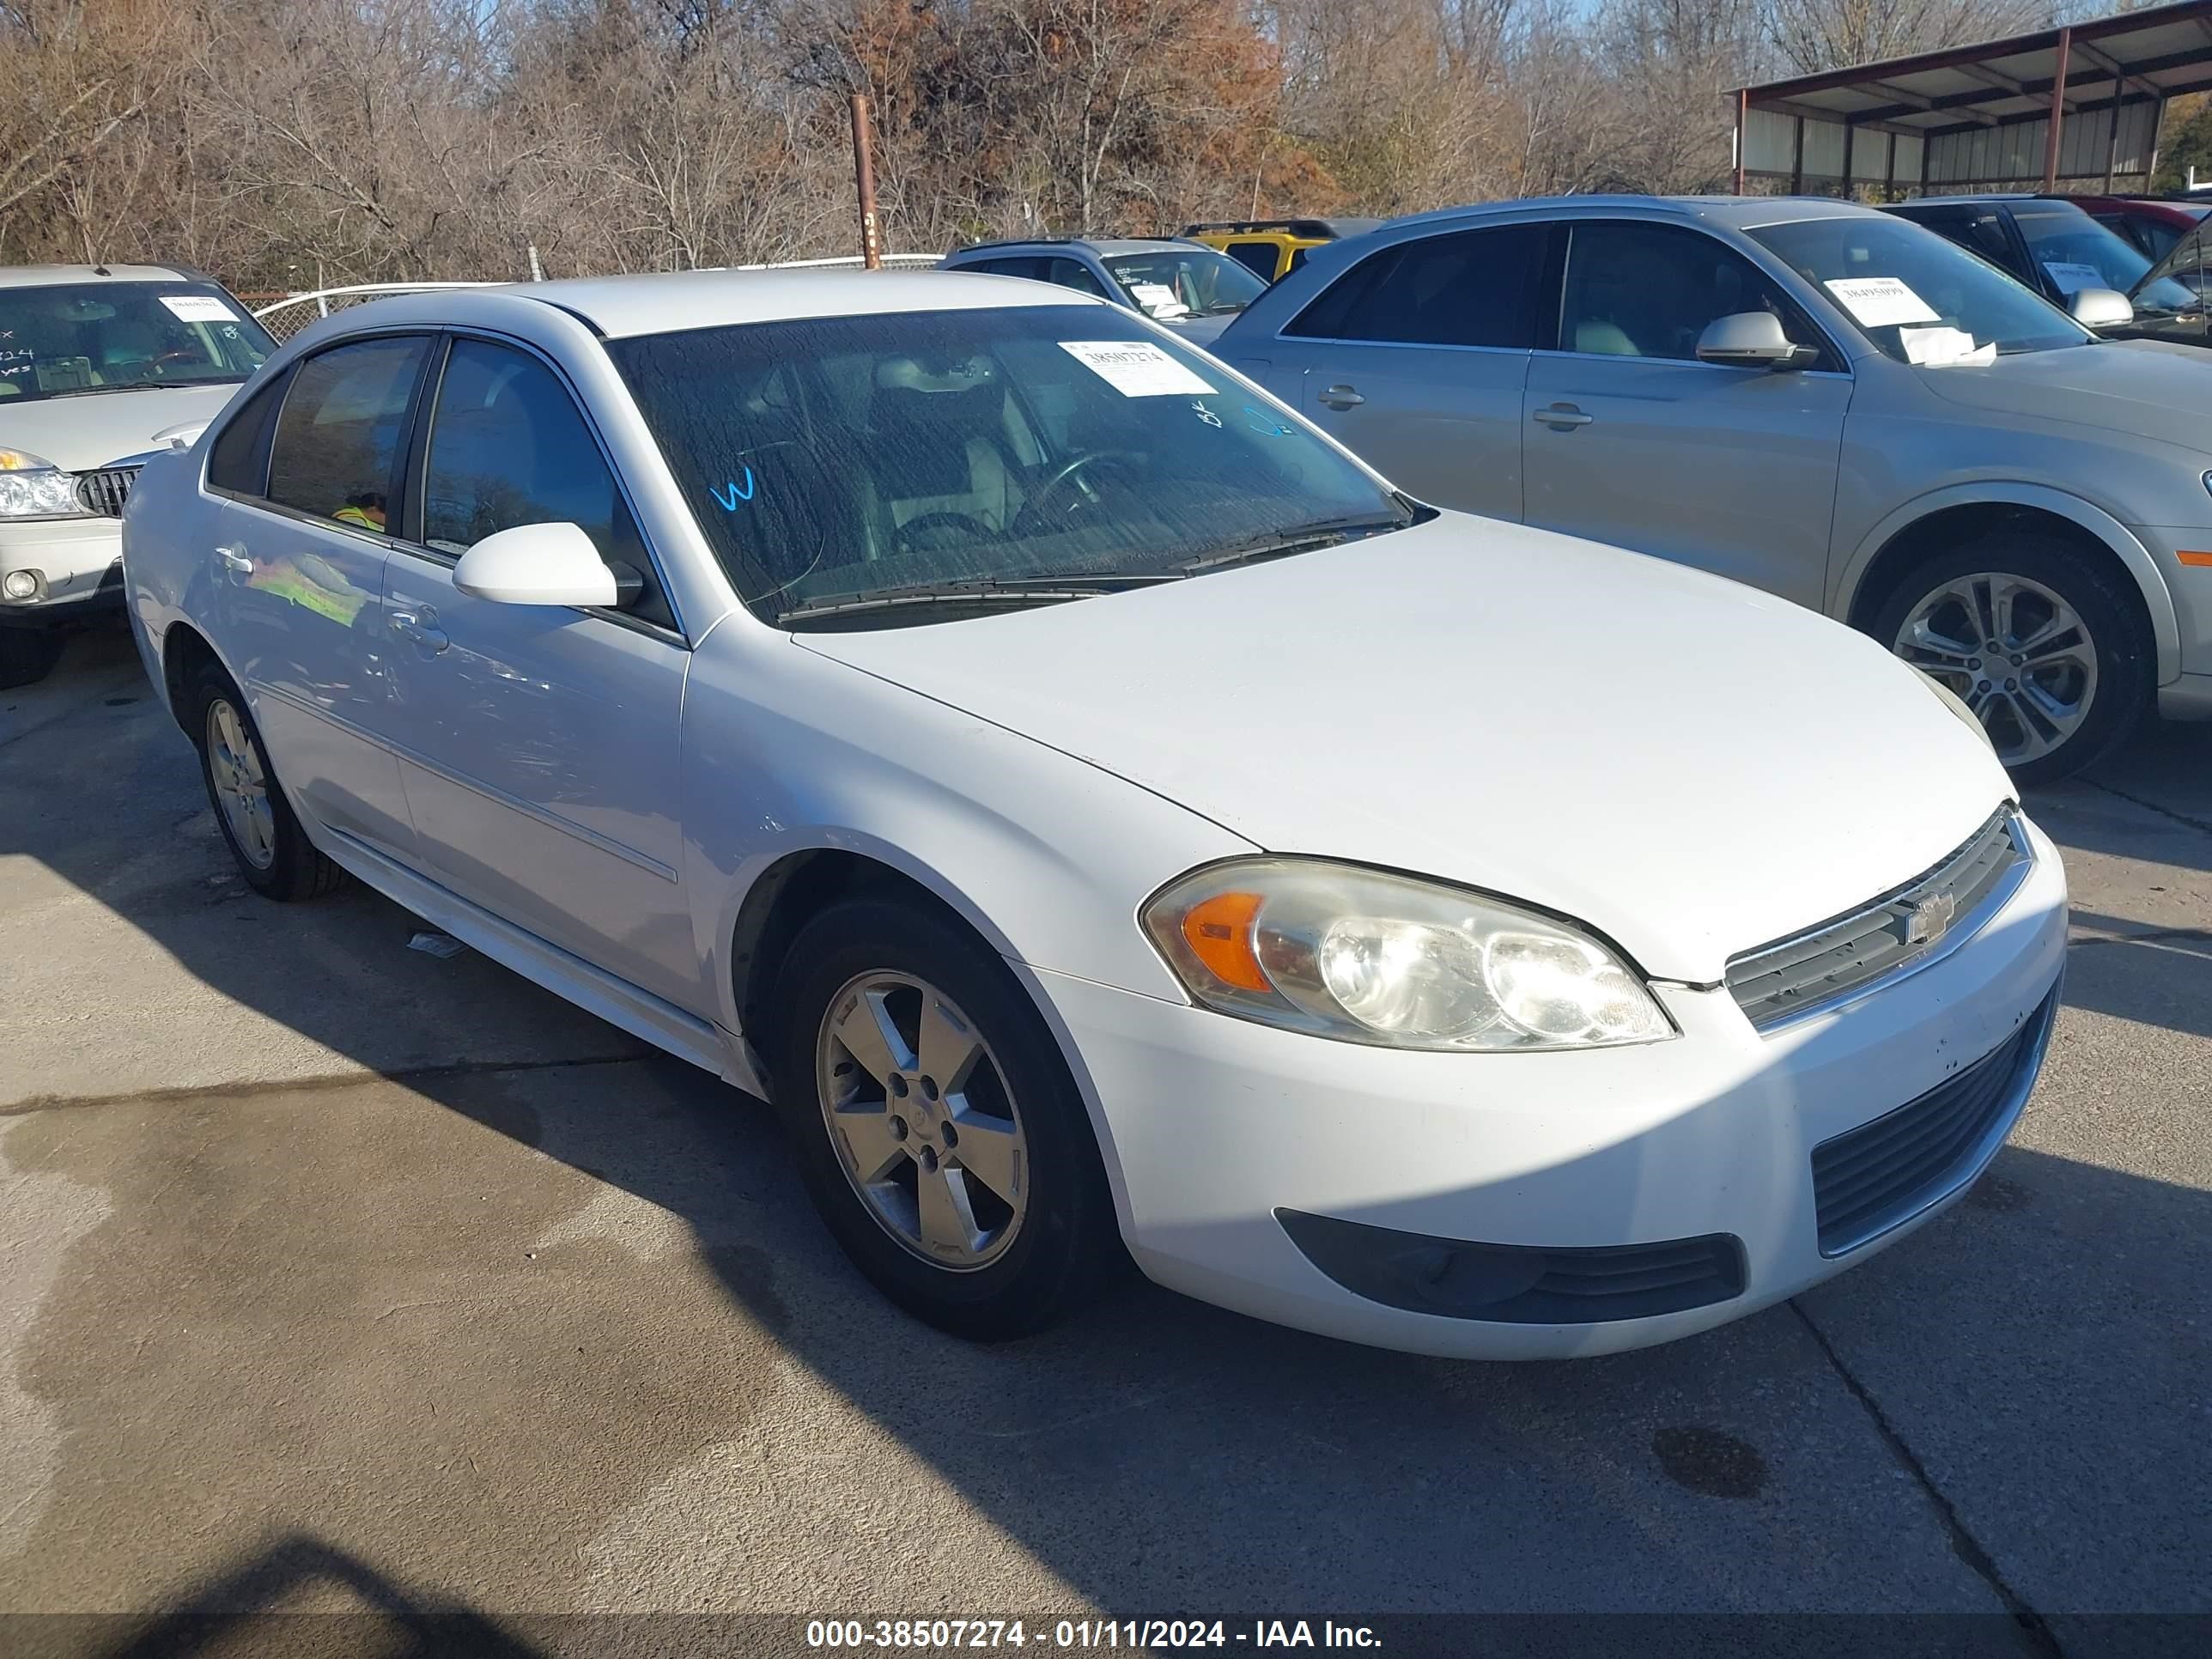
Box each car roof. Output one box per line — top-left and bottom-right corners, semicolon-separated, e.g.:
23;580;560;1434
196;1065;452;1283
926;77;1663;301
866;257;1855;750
1895;194;2090;212
948;238;1194;259
1374;194;1895;234
281;268;1111;347
0;263;208;289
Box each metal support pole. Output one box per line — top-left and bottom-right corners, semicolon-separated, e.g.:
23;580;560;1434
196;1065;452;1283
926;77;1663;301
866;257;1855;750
1733;89;1747;195
1790;116;1805;195
2104;86;2123;192
850;93;882;270
1884;131;1898;201
1841;123;1855;199
2043;27;2072;191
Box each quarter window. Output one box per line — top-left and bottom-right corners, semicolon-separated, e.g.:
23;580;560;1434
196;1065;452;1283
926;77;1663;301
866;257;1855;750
1224;241;1278;280
1557;222;1823;365
265;337;429;530
419;337;671;628
1284;225;1544;349
208;371;291;497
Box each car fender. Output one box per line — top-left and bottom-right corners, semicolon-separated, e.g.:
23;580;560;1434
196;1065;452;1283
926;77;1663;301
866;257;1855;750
1832;481;2182;685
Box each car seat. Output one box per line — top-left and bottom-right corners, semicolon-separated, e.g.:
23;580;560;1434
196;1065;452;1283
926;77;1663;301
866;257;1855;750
860;355;1018;556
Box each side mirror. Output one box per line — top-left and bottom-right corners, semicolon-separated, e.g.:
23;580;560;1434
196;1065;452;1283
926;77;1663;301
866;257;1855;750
1695;312;1808;368
452;522;640;610
2067;286;2134;328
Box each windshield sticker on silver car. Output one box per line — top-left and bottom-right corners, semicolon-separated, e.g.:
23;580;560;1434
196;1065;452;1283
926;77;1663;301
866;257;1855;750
1059;340;1214;397
159;294;239;324
2039;261;2107;296
1899;325;1996;368
1823;276;1941;328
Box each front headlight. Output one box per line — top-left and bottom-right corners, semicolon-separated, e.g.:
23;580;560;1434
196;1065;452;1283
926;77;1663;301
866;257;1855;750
1142;859;1674;1052
1918;667;1996;753
0;450;89;520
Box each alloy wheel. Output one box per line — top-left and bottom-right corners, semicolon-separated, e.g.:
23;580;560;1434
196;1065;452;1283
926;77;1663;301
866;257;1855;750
815;971;1030;1271
204;697;277;870
1893;570;2099;767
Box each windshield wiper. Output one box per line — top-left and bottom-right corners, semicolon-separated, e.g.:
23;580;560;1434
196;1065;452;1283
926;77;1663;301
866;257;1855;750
776;573;1175;625
1172;514;1412;575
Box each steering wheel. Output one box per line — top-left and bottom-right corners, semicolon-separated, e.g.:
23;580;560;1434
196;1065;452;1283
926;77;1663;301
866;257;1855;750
892;510;994;556
1012;449;1141;538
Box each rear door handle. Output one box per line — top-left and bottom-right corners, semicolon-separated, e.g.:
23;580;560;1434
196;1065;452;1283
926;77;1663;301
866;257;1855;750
214;544;252;580
387;606;450;654
1533;403;1594;428
1316;384;1364;410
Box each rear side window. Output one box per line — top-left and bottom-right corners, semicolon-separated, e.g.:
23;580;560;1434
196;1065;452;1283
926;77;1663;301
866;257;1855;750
1224;241;1278;279
419;337;672;629
265;336;429;529
1285;225;1545;349
207;370;290;496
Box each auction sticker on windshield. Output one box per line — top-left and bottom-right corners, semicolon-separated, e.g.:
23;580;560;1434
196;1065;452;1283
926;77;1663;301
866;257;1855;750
2040;261;2107;296
1824;276;1941;328
1060;340;1214;397
159;295;238;323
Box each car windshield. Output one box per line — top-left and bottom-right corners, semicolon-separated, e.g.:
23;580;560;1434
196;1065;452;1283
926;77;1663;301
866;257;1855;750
1104;250;1268;318
0;281;274;404
2010;204;2200;316
608;304;1411;628
1747;216;2092;362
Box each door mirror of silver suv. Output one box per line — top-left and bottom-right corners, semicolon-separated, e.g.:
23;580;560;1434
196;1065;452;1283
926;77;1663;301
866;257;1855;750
1695;312;1808;369
453;521;641;610
2066;286;2134;329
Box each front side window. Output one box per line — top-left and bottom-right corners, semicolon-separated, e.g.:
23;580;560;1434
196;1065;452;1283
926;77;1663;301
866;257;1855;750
0;282;275;404
1042;258;1113;301
1285;225;1543;349
1747;216;2090;362
1559;222;1821;363
1103;248;1267;319
2009;204;2198;317
1897;205;2018;271
609;304;1411;629
265;336;429;528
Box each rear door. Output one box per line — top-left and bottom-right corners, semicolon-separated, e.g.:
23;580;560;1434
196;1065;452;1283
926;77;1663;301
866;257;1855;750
1282;222;1546;521
1519;220;1851;608
379;333;700;1010
209;332;432;863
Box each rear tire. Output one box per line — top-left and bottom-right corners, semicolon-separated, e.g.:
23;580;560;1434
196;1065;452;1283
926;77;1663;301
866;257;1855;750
0;627;65;690
1870;530;2152;786
769;895;1122;1341
186;660;344;901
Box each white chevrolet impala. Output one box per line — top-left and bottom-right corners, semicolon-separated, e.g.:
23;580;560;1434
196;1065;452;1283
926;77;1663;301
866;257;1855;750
122;270;2068;1358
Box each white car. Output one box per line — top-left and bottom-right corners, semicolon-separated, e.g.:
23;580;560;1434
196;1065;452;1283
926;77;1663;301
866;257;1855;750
2;264;277;686
122;270;2068;1359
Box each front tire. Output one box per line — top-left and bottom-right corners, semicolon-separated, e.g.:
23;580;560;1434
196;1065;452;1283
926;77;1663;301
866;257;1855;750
1873;531;2152;785
187;661;343;901
769;896;1121;1340
0;627;65;690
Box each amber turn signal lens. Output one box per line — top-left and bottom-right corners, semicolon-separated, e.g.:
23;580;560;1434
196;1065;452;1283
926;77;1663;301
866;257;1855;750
1179;890;1272;993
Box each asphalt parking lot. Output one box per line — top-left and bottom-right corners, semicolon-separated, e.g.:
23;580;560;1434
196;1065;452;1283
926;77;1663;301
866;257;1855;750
3;624;2209;1656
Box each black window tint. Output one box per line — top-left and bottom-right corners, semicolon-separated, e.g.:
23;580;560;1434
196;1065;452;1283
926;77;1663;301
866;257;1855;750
1559;222;1822;364
421;338;670;628
265;337;428;526
208;371;289;496
1045;258;1111;299
974;257;1044;281
1902;207;2018;271
1224;241;1278;279
1285;225;1542;348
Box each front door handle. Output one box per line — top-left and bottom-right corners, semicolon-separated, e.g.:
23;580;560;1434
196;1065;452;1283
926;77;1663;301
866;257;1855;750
1533;403;1594;428
214;544;252;580
1316;384;1364;410
387;606;450;654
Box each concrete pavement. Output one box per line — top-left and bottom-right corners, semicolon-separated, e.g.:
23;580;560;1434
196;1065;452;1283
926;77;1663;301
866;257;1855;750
3;627;2207;1654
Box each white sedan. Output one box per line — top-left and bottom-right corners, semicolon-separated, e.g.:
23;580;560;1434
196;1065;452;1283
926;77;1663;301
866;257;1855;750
121;270;2067;1358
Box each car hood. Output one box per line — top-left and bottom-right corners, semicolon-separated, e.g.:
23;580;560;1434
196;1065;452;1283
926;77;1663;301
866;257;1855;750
795;515;2014;982
0;384;241;471
1911;337;2212;446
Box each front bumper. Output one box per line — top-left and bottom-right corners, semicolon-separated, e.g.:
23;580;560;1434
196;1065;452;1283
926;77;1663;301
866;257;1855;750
0;516;125;625
1024;816;2069;1360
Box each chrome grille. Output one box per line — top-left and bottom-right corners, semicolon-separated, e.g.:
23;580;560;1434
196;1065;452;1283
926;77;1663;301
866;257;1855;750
74;465;143;518
1727;808;2028;1031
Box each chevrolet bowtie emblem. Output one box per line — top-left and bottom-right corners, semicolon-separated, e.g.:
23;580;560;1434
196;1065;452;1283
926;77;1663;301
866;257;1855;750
1899;890;1958;947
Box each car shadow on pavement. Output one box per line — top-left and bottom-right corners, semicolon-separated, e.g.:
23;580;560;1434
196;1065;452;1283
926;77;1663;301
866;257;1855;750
5;629;2209;1627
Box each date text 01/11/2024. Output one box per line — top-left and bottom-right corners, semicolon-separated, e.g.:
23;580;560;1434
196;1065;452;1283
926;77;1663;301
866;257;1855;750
804;1619;1383;1649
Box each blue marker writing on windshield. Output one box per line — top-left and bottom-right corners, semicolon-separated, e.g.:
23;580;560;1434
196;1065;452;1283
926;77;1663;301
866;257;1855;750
711;465;757;511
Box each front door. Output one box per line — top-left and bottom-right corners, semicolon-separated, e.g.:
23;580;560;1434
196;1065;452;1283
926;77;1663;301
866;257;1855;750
213;333;432;862
379;335;699;1011
1520;221;1852;609
1285;222;1545;522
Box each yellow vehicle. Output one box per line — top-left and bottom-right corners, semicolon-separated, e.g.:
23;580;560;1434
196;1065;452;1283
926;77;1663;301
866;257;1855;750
1180;218;1382;283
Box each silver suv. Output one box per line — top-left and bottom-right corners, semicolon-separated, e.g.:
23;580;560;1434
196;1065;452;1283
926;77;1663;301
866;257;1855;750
1213;195;2212;781
939;238;1267;345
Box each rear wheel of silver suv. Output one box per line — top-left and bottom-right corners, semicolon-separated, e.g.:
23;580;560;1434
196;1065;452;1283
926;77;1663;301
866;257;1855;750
1874;533;2152;786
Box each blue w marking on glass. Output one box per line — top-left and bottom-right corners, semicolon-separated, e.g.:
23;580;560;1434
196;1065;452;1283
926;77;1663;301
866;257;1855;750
711;466;757;511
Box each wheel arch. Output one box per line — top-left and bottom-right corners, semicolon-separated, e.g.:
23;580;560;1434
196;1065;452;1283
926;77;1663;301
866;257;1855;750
156;618;228;738
1836;486;2179;684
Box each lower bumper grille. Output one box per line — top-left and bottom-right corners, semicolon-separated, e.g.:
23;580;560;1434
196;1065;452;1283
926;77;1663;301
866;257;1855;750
1277;1209;1746;1324
1811;990;2057;1256
74;465;143;519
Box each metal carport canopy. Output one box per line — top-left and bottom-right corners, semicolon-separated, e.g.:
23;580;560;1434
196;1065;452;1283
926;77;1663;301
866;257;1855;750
1732;1;2212;196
